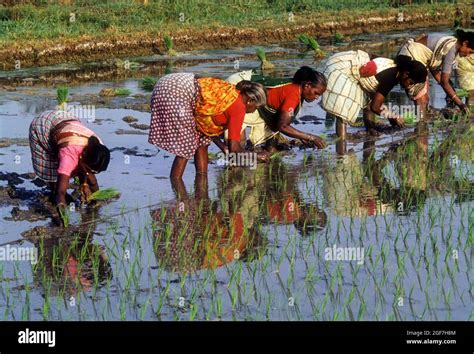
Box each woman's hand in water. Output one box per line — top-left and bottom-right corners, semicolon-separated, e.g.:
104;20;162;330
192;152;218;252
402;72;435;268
388;117;405;128
257;150;270;163
460;103;470;115
80;183;92;203
307;134;327;149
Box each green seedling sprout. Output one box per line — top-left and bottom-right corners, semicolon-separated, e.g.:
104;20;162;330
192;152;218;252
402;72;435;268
297;34;325;59
88;188;121;202
56;85;69;110
164;35;177;56
114;88;131;96
256;48;275;71
140;77;157;91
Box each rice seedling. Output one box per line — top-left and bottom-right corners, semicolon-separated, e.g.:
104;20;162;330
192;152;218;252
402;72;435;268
297;34;325;59
140;77;157;91
456;89;469;98
58;206;71;227
332;32;344;44
256;48;274;71
88;188;121;202
99;88;132;97
56;85;69;110
113;88;131;96
163;35;177;56
402;111;417;125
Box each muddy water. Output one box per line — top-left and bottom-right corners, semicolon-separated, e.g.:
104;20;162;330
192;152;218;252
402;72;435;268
0;27;472;320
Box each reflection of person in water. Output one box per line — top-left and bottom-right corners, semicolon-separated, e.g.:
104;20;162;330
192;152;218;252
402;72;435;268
25;210;112;298
322;148;392;218
257;159;327;236
151;174;266;274
217;158;327;238
363;122;473;212
361;132;429;213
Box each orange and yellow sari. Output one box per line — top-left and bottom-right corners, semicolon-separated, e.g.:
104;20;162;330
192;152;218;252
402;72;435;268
194;77;239;136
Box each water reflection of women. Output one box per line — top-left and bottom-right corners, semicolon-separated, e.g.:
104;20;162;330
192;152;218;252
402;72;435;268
24;210;112;298
366;122;471;211
218;159;327;237
369;123;430;210
151;175;266;274
322;142;393;218
258;159;327;236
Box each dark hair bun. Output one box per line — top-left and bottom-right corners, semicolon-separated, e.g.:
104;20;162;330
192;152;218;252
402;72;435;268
83;136;110;173
235;80;253;91
292;66;327;87
455;28;474;49
87;135;101;147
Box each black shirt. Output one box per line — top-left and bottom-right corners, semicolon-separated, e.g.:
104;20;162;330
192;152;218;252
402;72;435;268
374;67;399;97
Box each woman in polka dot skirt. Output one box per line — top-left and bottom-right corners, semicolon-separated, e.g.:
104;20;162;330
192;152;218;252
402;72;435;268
148;73;268;180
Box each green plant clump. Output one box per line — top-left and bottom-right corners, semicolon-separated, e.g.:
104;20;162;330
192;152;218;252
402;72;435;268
256;48;275;70
164;35;177;56
56;86;69;108
88;188;121;201
297;34;325;59
141;77;157;91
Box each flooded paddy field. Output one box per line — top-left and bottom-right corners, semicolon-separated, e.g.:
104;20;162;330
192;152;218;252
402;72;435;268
0;27;472;321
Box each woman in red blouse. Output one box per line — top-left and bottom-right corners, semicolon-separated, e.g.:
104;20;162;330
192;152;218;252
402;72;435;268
229;67;327;149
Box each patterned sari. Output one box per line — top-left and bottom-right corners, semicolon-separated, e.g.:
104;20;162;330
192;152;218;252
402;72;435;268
149;73;240;159
194;77;239;136
29;110;95;182
321;50;396;124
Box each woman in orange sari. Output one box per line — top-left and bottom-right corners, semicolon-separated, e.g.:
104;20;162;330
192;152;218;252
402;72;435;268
148;73;267;180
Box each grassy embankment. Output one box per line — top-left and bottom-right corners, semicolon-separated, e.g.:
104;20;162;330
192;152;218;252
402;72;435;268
0;1;470;68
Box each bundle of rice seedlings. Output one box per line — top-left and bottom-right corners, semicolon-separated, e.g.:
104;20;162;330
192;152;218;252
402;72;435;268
140;77;157;91
88;188;121;202
297;34;325;59
256;48;275;71
208;152;220;160
403;112;417;125
456;89;469;98
164;35;177;56
98;88;131;97
114;88;131;96
56;86;69;110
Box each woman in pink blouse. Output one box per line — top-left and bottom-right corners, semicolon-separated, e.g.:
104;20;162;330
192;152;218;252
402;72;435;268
29;109;110;213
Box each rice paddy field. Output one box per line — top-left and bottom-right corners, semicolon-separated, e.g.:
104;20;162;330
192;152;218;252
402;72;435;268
0;27;472;322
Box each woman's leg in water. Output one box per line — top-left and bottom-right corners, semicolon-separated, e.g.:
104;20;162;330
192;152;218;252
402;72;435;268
335;117;347;155
415;93;429;121
194;145;209;175
170;156;188;180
